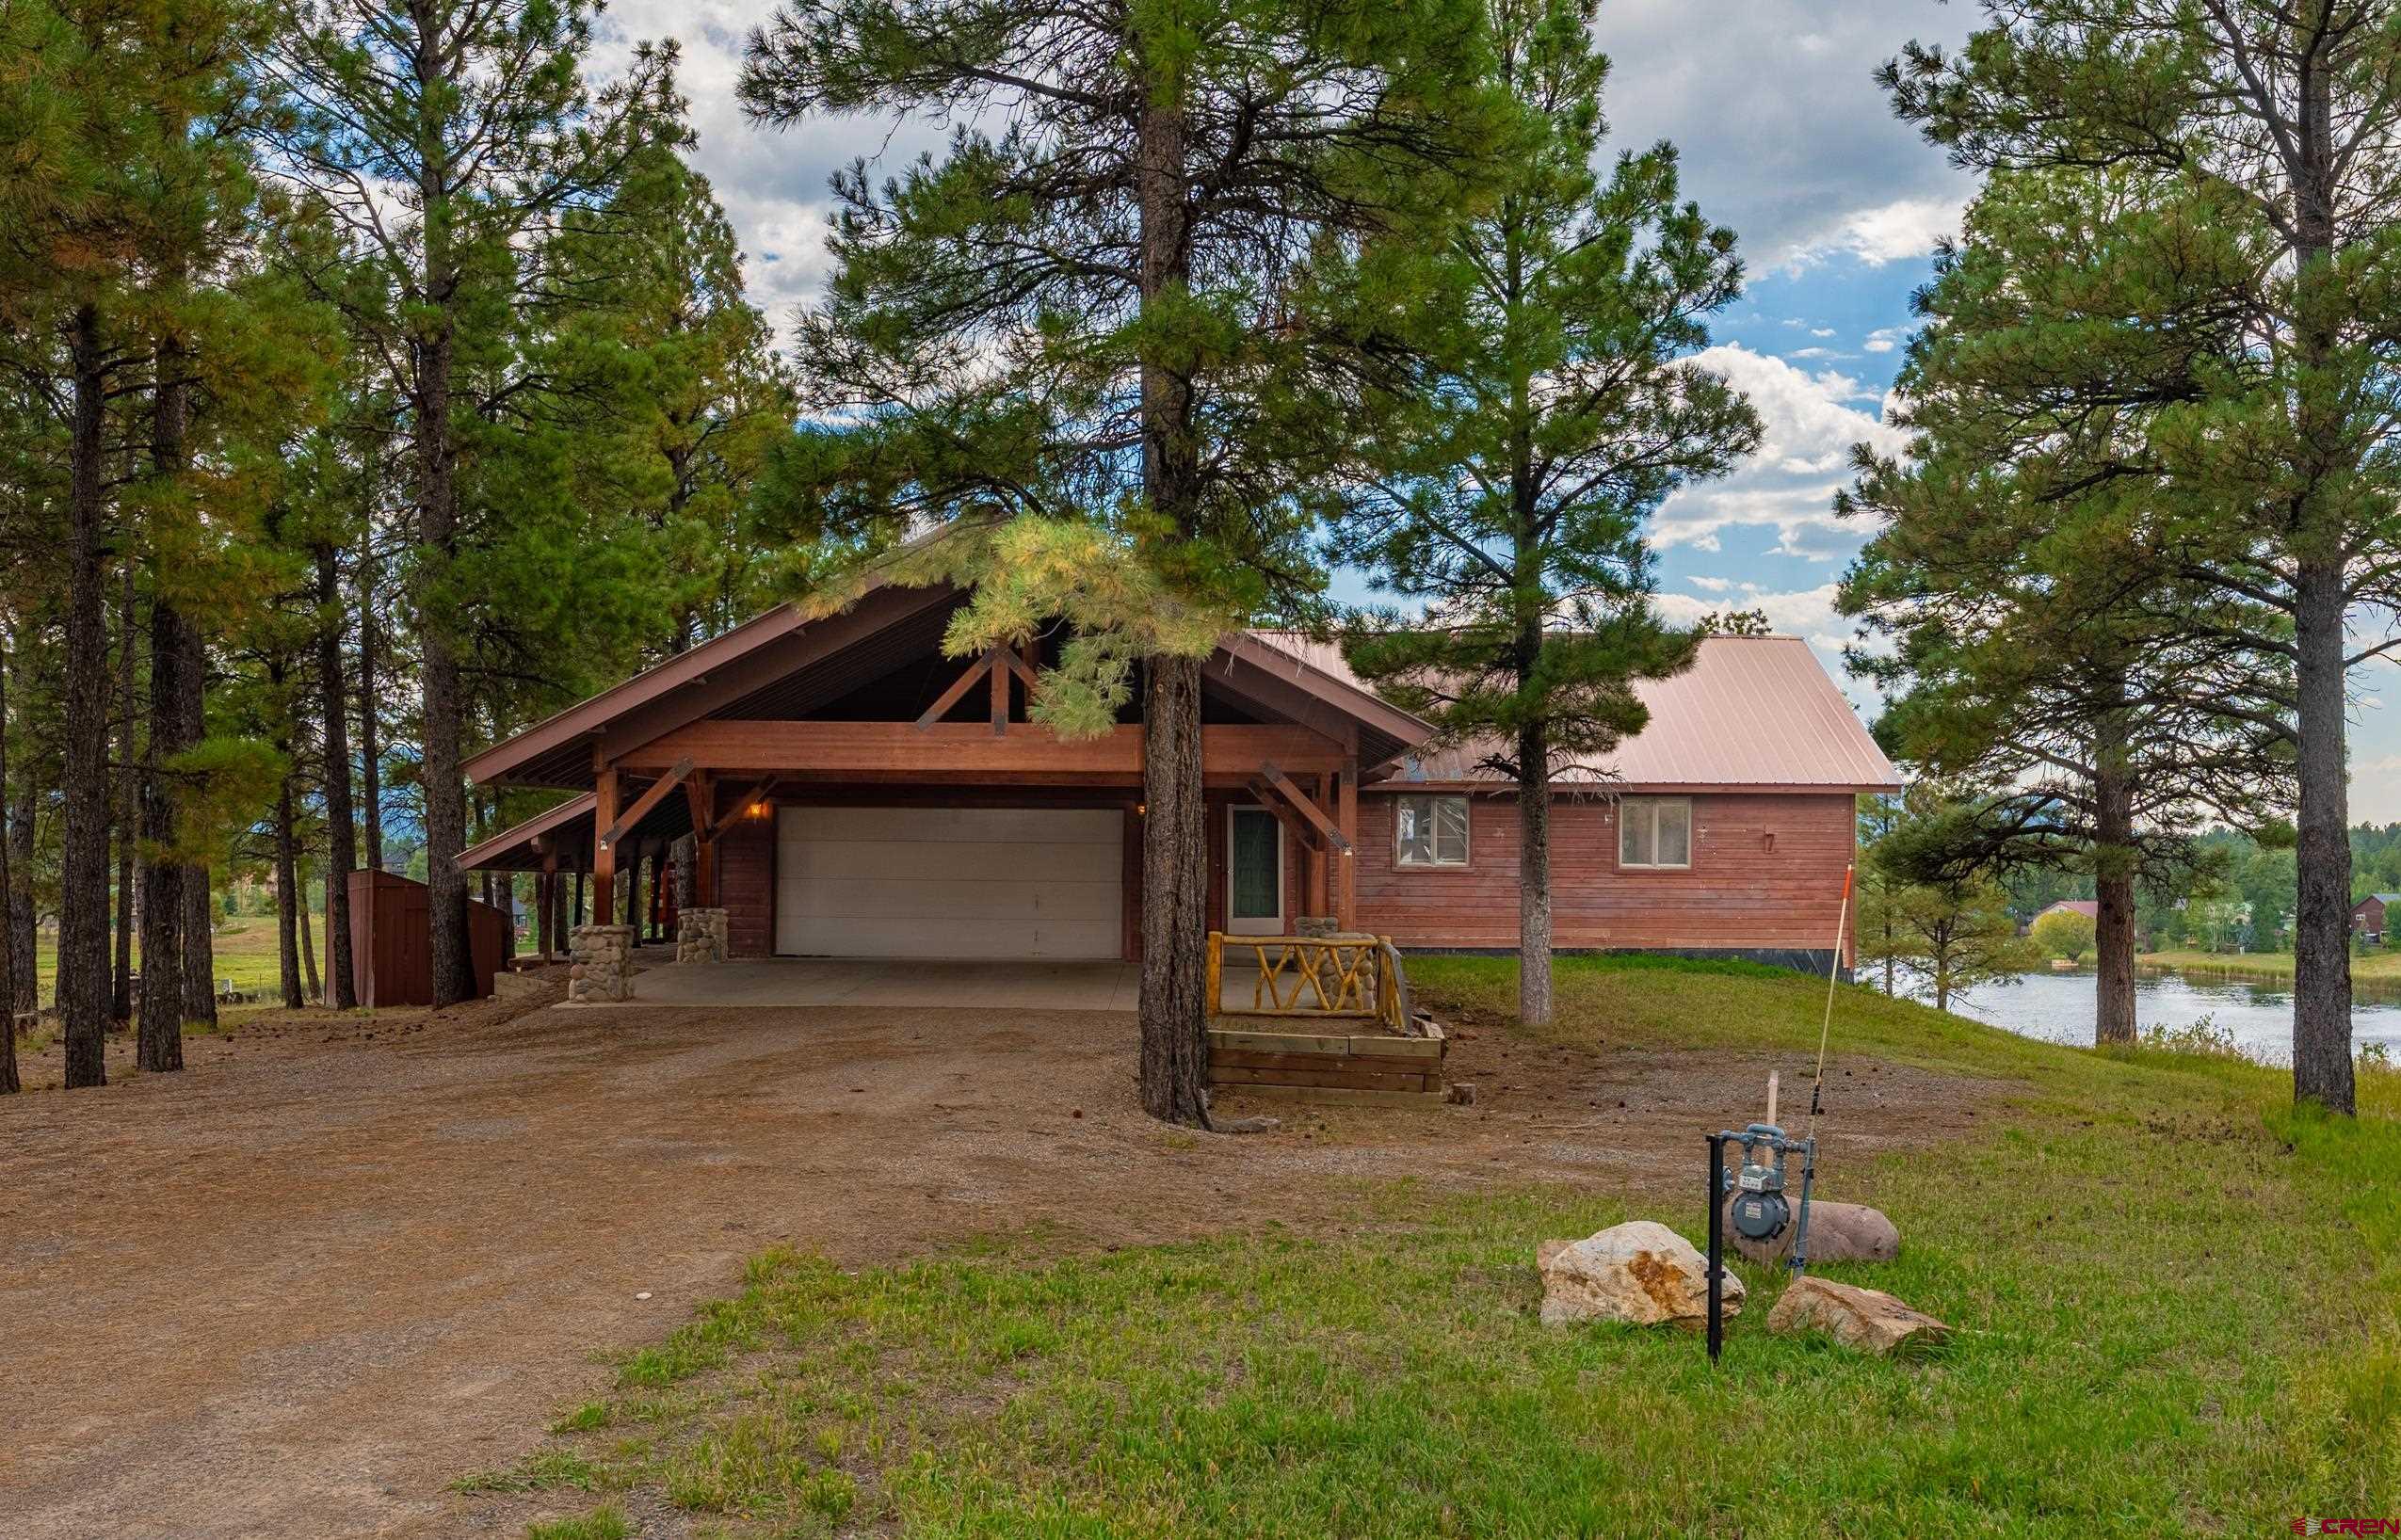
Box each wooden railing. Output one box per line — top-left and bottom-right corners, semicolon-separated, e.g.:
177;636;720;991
1208;930;1412;1036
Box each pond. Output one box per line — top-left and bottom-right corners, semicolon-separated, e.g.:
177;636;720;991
1926;964;2401;1065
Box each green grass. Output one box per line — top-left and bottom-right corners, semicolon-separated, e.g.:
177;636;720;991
2138;946;2401;984
523;1504;630;1540
488;955;2401;1536
27;917;286;1010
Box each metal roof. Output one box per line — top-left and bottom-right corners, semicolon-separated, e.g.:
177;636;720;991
1249;634;1900;793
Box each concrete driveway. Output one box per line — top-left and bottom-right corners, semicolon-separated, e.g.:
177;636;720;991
612;957;1141;1010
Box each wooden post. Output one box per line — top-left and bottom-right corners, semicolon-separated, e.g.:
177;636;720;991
990;642;1009;733
537;843;557;959
1305;776;1329;918
685;772;717;906
1337;759;1359;930
593;762;619;927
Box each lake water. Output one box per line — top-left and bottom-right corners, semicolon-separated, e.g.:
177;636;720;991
1927;964;2401;1065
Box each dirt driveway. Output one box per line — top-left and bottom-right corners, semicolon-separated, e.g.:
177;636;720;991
0;987;1979;1539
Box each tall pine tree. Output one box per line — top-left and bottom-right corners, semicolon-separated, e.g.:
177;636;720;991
740;0;1501;1124
1326;0;1758;1027
1882;0;2401;1113
269;1;677;1005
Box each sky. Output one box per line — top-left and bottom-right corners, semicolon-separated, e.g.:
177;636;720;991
588;0;2401;824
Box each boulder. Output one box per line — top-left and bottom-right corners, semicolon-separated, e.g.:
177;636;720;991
1537;1220;1741;1328
1729;1199;1899;1266
1764;1275;1948;1356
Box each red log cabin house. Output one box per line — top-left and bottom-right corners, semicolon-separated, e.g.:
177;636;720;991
459;580;1898;978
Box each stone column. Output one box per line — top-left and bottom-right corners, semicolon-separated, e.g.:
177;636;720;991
569;923;636;1003
676;906;728;965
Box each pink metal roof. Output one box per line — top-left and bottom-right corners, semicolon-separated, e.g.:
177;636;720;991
1250;634;1899;792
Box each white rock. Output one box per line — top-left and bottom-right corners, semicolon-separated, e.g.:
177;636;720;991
1537;1220;1740;1328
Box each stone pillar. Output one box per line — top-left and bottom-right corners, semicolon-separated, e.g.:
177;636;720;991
676;906;728;965
569;923;636;1003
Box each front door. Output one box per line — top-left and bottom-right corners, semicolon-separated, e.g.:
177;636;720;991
1228;805;1285;936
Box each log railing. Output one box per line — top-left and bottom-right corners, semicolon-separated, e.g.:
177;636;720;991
1208;930;1411;1036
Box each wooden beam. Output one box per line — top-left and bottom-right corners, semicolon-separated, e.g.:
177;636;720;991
1260;761;1350;854
1337;758;1360;928
619;721;1346;780
1245;778;1317;852
915;650;999;730
998;645;1043;696
600;756;693;850
592;763;619;910
989;642;1009;733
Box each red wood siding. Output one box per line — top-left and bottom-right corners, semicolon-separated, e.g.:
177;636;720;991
1353;791;1858;956
718;812;776;957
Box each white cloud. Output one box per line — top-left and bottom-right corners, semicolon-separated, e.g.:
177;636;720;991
1685;575;1732;593
1655;345;1905;560
1862;326;1906;354
1777;195;1965;271
1592;0;1975;270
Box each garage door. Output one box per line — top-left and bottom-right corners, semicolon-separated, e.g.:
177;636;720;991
774;806;1123;959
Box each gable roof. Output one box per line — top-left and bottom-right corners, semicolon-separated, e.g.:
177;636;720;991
1250;634;1899;793
2040;900;2101;919
463;583;1434;791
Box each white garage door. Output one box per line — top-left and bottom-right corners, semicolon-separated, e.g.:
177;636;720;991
774;806;1123;959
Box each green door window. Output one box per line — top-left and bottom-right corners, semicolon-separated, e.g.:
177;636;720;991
1230;807;1281;927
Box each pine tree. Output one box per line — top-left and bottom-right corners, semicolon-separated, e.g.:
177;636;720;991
1840;169;2297;1045
741;0;1500;1124
1880;0;2401;1113
268;0;678;1005
0;0;294;1085
1325;0;1757;1027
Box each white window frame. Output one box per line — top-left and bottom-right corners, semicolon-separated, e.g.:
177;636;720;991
1394;794;1471;869
1618;796;1694;871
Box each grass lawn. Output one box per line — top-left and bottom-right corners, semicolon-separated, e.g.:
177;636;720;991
26;917;288;1010
477;955;2401;1537
2138;946;2401;984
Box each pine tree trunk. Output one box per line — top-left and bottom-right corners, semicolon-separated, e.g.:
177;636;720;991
2292;557;2356;1113
137;601;187;1071
316;544;357;1008
61;304;113;1089
179;617;216;1029
1138;653;1211;1125
358;544;383;872
299;883;320;1003
137;351;190;1067
1517;721;1553;1028
2091;713;2138;1047
1133;77;1211;1128
418;325;472;1006
2281;50;2356;1114
7;691;35;1021
0;631;18;1095
112;559;137;1024
274;775;303;1010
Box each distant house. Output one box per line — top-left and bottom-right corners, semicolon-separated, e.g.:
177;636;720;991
2352;893;2401;944
2037;900;2099;923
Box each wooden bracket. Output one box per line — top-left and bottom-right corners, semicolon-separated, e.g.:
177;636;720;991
1246;776;1320;851
701;775;786;845
600;756;693;850
1260;761;1350;854
916;650;1001;730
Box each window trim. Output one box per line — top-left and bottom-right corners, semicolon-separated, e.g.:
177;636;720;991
1393;793;1472;869
1618;795;1695;872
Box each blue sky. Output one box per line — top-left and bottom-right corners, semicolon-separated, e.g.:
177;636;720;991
592;0;2401;823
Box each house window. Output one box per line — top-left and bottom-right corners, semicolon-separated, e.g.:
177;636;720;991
1619;796;1693;870
1394;794;1470;868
